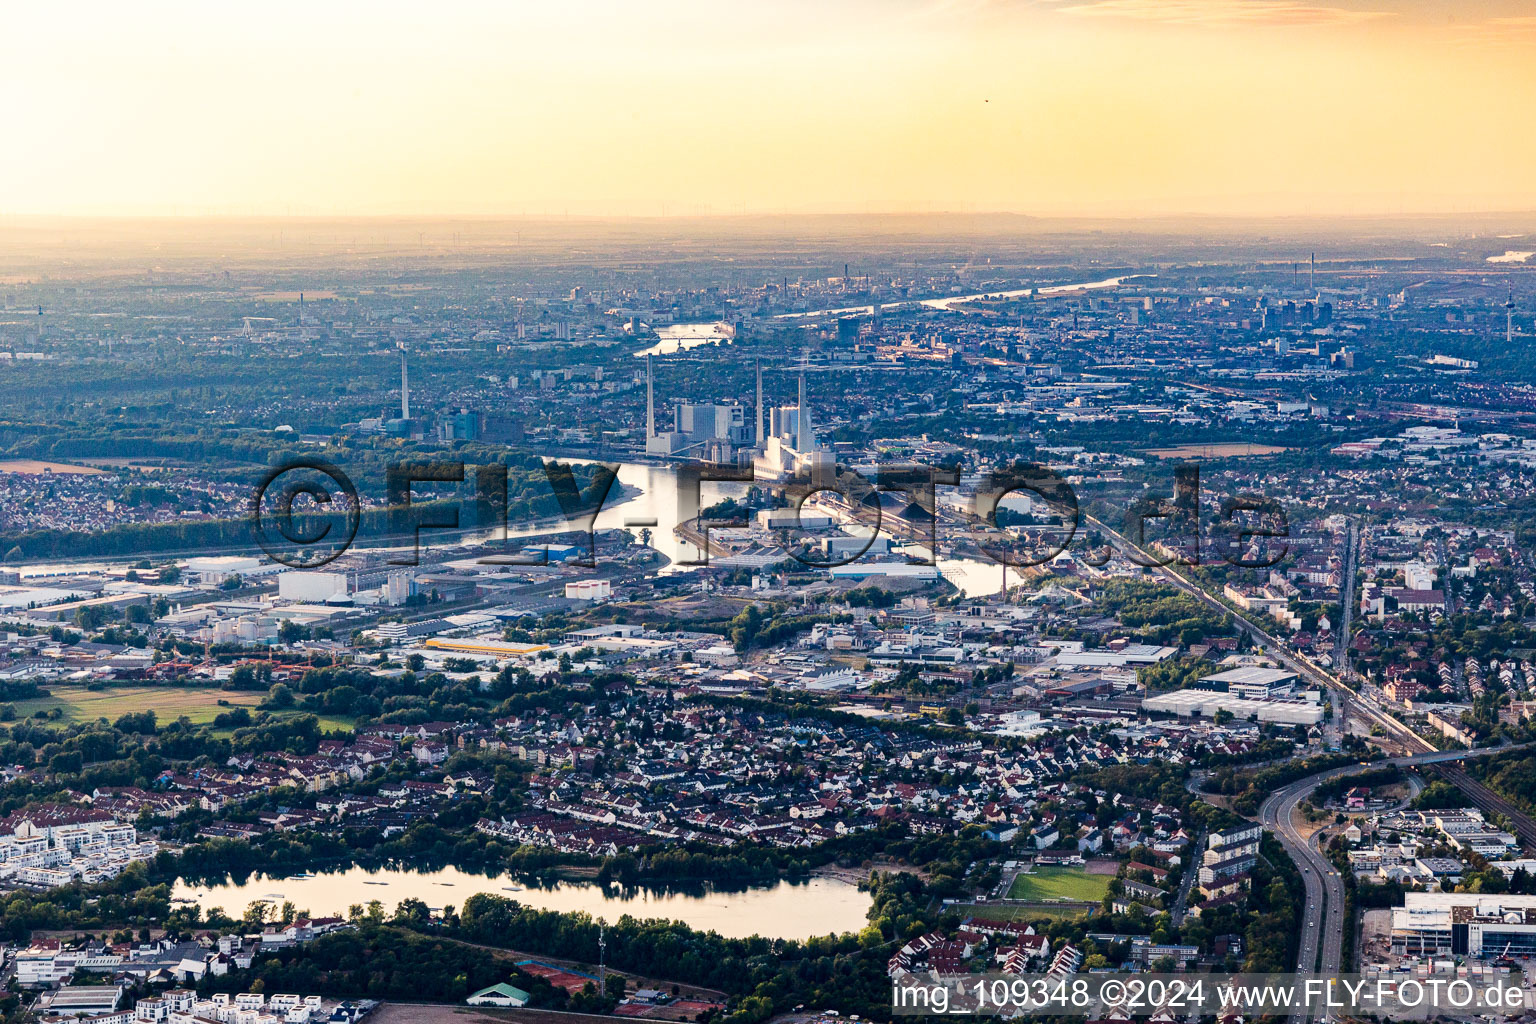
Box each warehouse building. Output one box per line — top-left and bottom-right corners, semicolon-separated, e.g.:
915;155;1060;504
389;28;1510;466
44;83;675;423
1141;688;1323;725
1390;893;1536;958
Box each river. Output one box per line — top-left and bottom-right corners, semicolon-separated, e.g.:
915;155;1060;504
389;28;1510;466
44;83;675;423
636;274;1138;356
490;461;1031;597
172;865;871;941
17;460;1028;598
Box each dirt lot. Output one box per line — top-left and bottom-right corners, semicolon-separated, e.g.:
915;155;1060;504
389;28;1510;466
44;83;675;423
815;859;928;884
1360;908;1394;965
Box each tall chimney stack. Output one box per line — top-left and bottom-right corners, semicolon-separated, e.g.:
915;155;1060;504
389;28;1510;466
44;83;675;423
797;369;809;452
646;355;655;439
399;348;410;420
755;362;764;447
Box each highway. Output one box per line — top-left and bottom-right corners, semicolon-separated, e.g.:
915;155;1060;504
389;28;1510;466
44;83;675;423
1260;770;1343;1000
1259;746;1508;1022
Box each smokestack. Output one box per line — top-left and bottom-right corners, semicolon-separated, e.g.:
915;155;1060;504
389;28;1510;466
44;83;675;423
646;355;655;439
1509;287;1516;347
400;349;410;420
755;362;764;446
1310;252;1315;292
797;369;809;452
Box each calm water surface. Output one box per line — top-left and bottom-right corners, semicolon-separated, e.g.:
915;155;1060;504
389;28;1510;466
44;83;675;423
173;865;872;940
636;275;1139;355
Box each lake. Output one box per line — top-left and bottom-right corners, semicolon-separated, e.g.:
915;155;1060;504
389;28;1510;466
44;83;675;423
173;865;872;941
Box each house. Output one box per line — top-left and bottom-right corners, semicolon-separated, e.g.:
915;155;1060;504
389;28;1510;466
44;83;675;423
466;984;530;1008
413;741;450;765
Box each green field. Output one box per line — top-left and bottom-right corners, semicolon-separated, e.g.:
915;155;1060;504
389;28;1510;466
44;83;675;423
970;901;1097;923
1005;866;1112;903
10;685;354;733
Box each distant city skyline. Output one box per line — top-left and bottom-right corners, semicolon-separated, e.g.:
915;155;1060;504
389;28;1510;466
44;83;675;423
6;0;1536;218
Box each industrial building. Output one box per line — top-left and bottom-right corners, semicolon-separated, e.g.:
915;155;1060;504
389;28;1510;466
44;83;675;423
563;579;612;602
277;571;349;603
1198;665;1299;698
1141;688;1323;725
1390;893;1536;958
421;637;549;658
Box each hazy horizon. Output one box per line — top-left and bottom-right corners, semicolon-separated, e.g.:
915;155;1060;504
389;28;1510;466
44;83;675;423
8;0;1536;220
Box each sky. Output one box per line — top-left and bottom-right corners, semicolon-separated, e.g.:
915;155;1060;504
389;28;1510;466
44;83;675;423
5;0;1536;218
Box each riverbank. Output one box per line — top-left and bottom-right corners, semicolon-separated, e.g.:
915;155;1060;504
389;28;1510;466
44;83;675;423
813;860;928;885
174;864;873;941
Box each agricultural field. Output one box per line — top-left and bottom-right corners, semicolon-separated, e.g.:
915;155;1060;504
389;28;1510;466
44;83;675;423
0;459;108;475
10;684;263;726
1004;866;1112;903
8;684;354;733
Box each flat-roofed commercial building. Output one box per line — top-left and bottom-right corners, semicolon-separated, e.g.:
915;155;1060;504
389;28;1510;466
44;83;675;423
40;985;126;1016
1391;893;1536;958
421;637;549;658
1199;666;1299;698
1141;688;1323;725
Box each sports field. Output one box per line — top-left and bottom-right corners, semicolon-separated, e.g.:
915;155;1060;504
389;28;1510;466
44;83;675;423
9;684;352;732
971;901;1096;923
1005;866;1112;903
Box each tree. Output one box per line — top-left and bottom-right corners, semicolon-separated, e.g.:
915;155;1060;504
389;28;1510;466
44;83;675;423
243;901;270;929
74;604;107;631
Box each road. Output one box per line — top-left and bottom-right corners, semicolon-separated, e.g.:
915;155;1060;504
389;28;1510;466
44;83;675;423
1170;829;1204;927
1259;746;1509;1021
1259;769;1344;997
1335;519;1357;683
